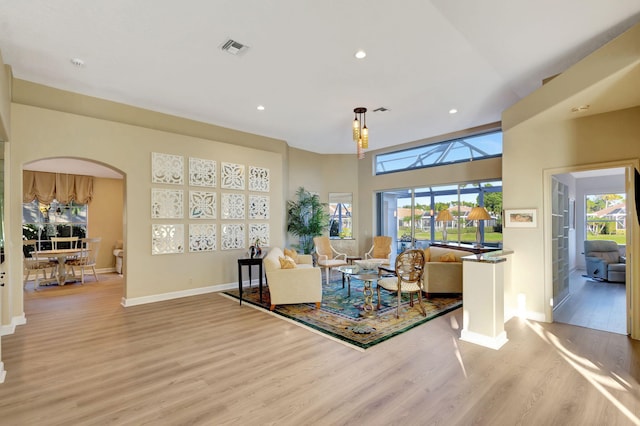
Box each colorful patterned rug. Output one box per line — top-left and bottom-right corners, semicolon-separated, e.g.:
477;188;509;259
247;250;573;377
222;275;462;350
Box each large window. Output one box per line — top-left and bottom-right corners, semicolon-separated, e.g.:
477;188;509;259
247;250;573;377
329;192;353;239
377;181;502;255
23;200;88;249
585;193;626;244
375;130;502;175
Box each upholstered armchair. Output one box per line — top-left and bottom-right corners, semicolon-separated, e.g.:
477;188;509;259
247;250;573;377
584;240;625;283
313;236;347;284
365;236;392;265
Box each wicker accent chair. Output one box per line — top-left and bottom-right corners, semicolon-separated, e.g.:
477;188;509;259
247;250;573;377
313;236;347;284
364;236;392;265
376;249;426;318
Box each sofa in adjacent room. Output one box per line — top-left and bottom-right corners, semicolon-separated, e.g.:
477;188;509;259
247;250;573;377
263;247;322;311
421;246;469;295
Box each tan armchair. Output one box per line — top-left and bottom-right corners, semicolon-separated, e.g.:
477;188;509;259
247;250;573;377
365;236;392;265
313;236;347;284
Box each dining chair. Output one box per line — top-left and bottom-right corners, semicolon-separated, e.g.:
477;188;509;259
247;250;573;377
66;237;102;283
313;236;347;284
376;248;426;318
23;239;57;290
51;236;80;250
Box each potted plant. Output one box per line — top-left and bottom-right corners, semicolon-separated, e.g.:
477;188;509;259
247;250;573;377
287;187;329;254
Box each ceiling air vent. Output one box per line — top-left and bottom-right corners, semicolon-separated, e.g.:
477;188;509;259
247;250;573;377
373;107;389;112
220;39;249;56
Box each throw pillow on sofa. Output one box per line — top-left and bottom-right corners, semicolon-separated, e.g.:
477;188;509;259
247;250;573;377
279;256;297;269
283;248;299;262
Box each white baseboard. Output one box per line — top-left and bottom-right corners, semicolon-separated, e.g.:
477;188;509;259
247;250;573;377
460;329;508;350
0;361;5;383
121;281;239;307
0;313;27;336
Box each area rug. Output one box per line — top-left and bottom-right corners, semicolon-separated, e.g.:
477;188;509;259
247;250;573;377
222;276;462;350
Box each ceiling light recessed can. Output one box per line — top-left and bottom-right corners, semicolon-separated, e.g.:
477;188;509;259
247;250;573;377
257;105;265;111
449;108;458;114
70;57;85;67
354;50;366;59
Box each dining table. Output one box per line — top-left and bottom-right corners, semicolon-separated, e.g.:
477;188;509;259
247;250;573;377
35;248;83;286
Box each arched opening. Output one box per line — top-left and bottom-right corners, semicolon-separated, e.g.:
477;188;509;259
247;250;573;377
21;157;126;297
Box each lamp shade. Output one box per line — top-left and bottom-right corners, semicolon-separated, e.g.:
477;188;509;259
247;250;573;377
467;206;491;221
436;209;453;222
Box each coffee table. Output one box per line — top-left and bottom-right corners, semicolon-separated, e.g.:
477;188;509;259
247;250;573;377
337;264;360;297
352;273;379;318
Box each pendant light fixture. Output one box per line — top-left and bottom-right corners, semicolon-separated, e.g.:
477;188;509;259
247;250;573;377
352;107;368;159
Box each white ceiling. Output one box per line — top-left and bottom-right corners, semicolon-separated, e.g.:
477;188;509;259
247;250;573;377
1;1;640;159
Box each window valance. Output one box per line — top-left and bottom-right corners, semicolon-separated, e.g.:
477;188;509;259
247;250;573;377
23;171;94;204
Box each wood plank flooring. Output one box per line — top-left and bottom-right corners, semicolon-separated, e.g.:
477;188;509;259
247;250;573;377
1;274;640;425
554;269;627;334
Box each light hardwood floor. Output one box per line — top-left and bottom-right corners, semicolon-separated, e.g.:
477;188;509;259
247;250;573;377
2;274;640;425
554;269;627;334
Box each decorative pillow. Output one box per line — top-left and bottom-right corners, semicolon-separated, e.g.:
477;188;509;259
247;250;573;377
440;252;457;262
279;256;297;269
283;248;299;262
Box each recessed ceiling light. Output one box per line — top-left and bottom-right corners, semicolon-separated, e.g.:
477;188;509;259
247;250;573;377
449;108;458;114
354;50;366;59
70;58;85;67
571;104;590;113
257;105;265;111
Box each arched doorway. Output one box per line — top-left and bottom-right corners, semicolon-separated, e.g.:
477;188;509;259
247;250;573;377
22;157;126;293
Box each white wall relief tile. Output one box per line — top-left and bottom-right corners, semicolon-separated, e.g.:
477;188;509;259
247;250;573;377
152;152;184;185
249;223;270;247
189;157;216;187
151;189;184;219
152;224;184;255
249;166;270;192
248;195;270;219
220;162;245;189
221;193;245;219
189;224;216;252
189;191;216;219
221;223;245;250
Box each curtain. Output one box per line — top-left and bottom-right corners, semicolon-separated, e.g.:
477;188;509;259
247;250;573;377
23;171;94;204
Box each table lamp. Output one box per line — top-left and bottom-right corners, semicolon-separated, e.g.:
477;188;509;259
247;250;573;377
435;209;453;242
467;206;491;248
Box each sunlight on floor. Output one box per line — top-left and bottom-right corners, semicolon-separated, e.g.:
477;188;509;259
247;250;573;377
526;320;639;424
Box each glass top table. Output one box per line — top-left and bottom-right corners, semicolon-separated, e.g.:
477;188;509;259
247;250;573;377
337;265;381;317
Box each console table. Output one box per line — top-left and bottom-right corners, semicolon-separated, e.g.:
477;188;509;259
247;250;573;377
237;253;266;305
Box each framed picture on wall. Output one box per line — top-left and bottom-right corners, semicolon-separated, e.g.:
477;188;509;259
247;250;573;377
504;209;537;228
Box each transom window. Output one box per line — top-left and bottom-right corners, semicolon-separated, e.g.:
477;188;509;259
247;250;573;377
375;130;502;175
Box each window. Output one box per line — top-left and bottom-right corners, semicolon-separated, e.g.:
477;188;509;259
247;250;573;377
377;181;502;255
329;192;353;239
23;200;88;249
375;130;502;175
585;193;626;243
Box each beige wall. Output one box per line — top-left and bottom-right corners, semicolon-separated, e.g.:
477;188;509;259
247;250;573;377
0;56;10;141
502;22;640;337
7;102;284;318
88;177;124;270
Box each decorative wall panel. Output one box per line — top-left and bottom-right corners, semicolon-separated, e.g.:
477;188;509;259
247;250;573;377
189;191;216;219
152;152;184;185
248;195;270;219
249;166;270;192
221;193;245;219
249;223;270;246
189;157;216;187
220;162;245;189
152;224;184;255
221;224;245;250
151;189;184;219
189;224;216;252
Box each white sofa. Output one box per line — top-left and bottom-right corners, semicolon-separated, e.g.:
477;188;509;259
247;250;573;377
263;247;322;311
